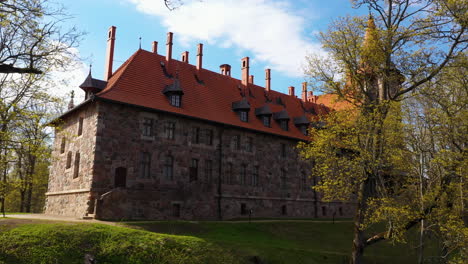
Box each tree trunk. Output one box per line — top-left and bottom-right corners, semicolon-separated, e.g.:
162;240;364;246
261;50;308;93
25;155;36;213
350;178;370;264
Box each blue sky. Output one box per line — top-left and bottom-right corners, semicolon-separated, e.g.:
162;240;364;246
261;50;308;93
57;0;366;100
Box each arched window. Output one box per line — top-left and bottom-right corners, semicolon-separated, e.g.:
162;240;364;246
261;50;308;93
66;151;72;169
60;138;66;154
73;152;80;178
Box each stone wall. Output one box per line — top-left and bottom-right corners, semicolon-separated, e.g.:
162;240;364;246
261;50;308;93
44;103;99;217
92;101;355;220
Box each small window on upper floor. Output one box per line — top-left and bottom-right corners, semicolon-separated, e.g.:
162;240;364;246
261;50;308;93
73;152;80;178
232;135;241;150
205;129;213;145
281;143;286;158
245;137;253;152
66;151;72;169
142;118;154;137
163;155;174;180
280;120;288;131
139;152;151;178
192;127;200;144
239;111;248;122
262;116;271;127
240;164;247;185
169;94;181;107
78;117;84;136
252;166;259;186
60;138;66;154
165;122;175;139
190;158;199;182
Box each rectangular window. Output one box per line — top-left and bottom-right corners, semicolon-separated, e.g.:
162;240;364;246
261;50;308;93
245;137;253;152
281;169;287;190
163;155;174;180
205;160;212;182
240;111;248;122
205;129;213;145
78;117;84;136
170;95;181;107
73;152;80;178
142;118;154;137
302;173;308;191
232;135;240;150
252;166;259;186
226;163;233;184
300;125;308;136
190;158;198;182
262;116;270;127
139;152;151;178
280;120;288;131
192;127;200;144
281;143;286;158
240;164;247;185
165;122;175;139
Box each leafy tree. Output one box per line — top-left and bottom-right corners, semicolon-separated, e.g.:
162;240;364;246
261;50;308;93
301;0;467;263
0;0;81;215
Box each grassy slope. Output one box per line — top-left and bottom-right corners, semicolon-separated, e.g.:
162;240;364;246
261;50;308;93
0;219;238;264
0;218;429;264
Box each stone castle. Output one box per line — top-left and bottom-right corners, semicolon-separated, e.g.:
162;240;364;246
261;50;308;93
44;26;355;220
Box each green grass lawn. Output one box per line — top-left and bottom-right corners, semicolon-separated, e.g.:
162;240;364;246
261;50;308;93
0;218;433;264
123;220;427;264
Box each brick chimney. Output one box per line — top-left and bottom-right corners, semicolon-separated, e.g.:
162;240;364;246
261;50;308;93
196;43;203;70
104;26;116;81
166;32;173;61
220;64;231;76
181;51;189;63
301;82;308;102
249;75;254;84
288;86;295;96
241;57;249;86
152;41;158;54
265;69;271;92
308;91;314;102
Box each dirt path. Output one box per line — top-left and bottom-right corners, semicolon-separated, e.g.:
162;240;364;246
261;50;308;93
1;214;119;225
2;214;353;225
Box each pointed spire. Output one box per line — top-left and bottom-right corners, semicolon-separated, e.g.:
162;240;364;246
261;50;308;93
139;37;142;49
361;14;384;71
68;90;75;110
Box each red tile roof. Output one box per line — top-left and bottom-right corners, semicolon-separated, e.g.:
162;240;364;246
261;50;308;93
96;49;336;140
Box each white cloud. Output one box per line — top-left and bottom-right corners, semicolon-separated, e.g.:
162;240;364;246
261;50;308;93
45;47;88;105
127;0;324;77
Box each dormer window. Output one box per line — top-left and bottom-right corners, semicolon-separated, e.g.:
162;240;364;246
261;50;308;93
240;111;248;122
169;94;181;107
232;98;251;122
273;110;290;131
293;115;310;136
262;116;270;127
280;120;288;131
255;104;273;128
163;78;184;108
